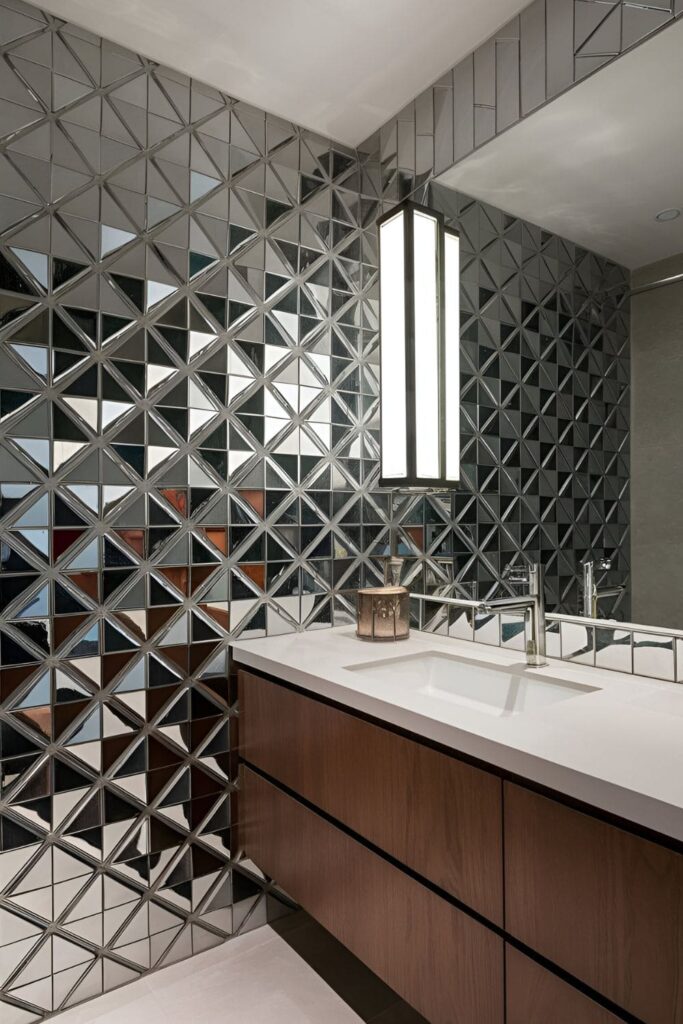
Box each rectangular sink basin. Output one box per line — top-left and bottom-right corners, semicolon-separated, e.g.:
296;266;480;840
345;651;600;717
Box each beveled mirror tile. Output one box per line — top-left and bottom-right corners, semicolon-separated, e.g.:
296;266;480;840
500;611;526;651
7;932;52;987
595;626;632;673
473;610;500;647
0;908;42;948
633;633;675;682
6;973;52;1013
560;621;595;664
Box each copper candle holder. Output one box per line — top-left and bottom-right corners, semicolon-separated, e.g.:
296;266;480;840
356;586;410;642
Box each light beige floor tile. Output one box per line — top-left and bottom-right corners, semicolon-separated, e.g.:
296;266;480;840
54;927;363;1024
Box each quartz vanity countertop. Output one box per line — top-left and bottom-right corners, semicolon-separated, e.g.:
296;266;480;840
231;626;683;843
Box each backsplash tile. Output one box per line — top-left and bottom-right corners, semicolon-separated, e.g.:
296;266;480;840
414;608;683;684
633;632;675;682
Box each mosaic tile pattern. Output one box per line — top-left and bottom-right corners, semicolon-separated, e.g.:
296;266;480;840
0;2;369;1019
0;0;629;1019
360;0;683;183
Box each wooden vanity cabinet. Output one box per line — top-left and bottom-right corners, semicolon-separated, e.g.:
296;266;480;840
236;666;683;1024
505;946;624;1024
238;669;503;924
241;766;504;1024
504;782;683;1024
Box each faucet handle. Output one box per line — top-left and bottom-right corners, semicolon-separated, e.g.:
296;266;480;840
503;561;529;586
582;557;612;571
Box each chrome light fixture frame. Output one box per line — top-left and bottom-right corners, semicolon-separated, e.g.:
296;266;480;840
377;199;460;491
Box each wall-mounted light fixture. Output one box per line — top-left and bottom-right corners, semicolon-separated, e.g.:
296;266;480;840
377;199;460;490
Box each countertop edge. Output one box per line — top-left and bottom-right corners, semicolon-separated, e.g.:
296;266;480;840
231;642;683;845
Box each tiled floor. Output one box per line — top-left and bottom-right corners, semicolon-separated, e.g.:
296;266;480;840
53;913;426;1024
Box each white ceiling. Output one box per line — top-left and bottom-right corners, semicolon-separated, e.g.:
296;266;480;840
437;18;683;270
38;0;528;146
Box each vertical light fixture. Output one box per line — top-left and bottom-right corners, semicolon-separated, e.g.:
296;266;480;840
377;200;460;490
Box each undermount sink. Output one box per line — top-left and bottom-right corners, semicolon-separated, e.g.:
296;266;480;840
344;651;600;717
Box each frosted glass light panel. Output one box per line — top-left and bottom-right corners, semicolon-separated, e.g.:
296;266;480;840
377;201;460;489
444;227;460;482
378;209;407;480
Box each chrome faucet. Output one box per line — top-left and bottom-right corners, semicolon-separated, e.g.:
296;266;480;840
489;562;547;667
422;560;548;668
581;559;625;619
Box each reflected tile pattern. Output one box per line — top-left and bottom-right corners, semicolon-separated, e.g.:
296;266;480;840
418;182;630;618
359;0;683;181
0;0;634;1019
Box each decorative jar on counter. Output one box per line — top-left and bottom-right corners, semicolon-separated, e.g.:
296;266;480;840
356;586;410;642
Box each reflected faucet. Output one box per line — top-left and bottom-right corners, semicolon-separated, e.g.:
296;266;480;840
581;559;625;619
423;559;548;668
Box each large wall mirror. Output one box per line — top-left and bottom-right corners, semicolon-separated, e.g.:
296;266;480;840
430;16;683;632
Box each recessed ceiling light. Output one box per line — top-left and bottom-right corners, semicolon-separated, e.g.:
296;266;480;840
655;208;681;222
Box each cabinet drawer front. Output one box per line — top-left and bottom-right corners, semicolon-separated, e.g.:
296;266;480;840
241;766;504;1024
238;670;503;924
506;946;624;1024
505;783;683;1024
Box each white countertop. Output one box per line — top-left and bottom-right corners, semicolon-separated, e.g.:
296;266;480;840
230;626;683;842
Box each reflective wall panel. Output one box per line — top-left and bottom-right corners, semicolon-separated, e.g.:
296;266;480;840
360;0;683;182
0;3;366;1018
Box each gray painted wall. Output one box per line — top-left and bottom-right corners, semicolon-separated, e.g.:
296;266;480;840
631;253;683;628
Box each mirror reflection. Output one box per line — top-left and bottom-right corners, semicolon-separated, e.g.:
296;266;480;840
431;16;683;633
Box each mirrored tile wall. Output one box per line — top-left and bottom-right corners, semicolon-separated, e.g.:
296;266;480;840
358;0;683;182
0;0;629;1019
0;1;373;1018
